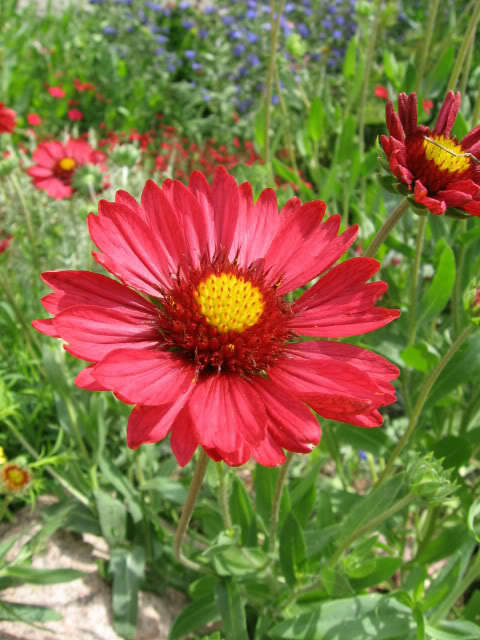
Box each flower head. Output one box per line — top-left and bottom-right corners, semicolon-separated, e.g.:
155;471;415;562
0;103;17;133
48;86;66;98
27;137;106;200
0;463;32;494
68;109;84;121
380;91;480;217
27;113;42;126
374;85;388;100
34;168;400;467
0;234;13;253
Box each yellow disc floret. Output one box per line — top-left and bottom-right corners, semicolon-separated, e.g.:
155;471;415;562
423;135;470;173
194;272;265;333
59;157;76;171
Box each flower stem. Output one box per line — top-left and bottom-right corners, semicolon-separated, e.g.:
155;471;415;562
453;220;467;335
447;0;480;91
217;462;233;530
364;198;410;258
376;324;475;487
429;546;480;625
263;0;286;183
416;0;440;94
8;174;41;288
174;448;209;572
267;451;294;554
407;215;427;346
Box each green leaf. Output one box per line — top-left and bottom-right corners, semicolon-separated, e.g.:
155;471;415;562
426;334;480;410
5;567;86;585
337;473;408;544
305;523;341;560
415;525;470;564
335;421;391;455
307;97;325;142
110;546;145;640
279;511;306;586
383;51;399;86
94;488;127;547
401;344;439;373
215;579;249;640
141;477;188;504
229;475;257;546
0;600;62;623
254;466;278;529
349;557;403;590
425;620;480;639
254;105;266;154
213;546;267;577
425;46;455;94
337;115;357;164
432;436;472;470
321;566;355;597
419;243;455;323
98;457;142;522
168;595;219;640
467;498;480;542
343;36;357;79
270;594;415;639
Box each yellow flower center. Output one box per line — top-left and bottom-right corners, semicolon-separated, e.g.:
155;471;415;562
194;272;264;333
0;447;6;465
423;135;470;173
7;467;25;487
59;157;76;171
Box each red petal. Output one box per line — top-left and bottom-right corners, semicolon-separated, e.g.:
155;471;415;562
126;399;189;449
433;91;461;137
413;180;446;215
170;408;199;466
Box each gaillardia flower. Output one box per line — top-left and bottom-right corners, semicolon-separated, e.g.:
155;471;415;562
27;137;106;200
380;91;480;217
0;463;32;494
33;168;400;467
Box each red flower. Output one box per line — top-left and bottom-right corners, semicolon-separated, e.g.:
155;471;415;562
0;234;12;253
380;91;480;216
423;99;434;115
27;137;105;200
74;78;96;92
48;86;66;98
27;113;42;126
68;109;83;121
0;464;32;493
375;86;389;100
0;103;17;133
34;168;400;467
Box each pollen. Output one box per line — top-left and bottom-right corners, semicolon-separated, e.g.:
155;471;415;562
194;272;265;333
423;135;470;173
58;157;76;171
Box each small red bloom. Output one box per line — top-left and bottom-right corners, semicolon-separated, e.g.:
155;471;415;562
27;137;105;200
48;86;66;98
0;103;17;133
381;91;480;216
68;109;83;121
34;168;400;467
423;99;434;115
74;78;96;92
375;86;389;100
27;113;42;126
0;234;13;253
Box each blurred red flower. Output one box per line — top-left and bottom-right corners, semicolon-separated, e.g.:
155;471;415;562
48;86;66;98
68;109;84;121
375;86;389;100
0;234;13;253
27;113;42;126
0;103;17;133
27;137;105;200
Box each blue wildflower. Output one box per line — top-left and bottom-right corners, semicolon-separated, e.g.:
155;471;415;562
184;49;196;59
103;26;117;36
297;23;309;37
233;43;245;56
247;53;260;66
182;19;194;29
198;28;209;38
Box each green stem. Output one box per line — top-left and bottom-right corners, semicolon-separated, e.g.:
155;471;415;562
377;324;475;487
447;0;480;91
267;451;294;554
217;462;233;530
429;547;480;625
323;427;348;490
328;492;416;569
274;63;298;176
357;0;383;159
364;198;410;258
8;174;41;284
459;35;474;97
473;87;480;125
407;215;427;346
263;0;286;183
453;220;467;336
416;0;440;94
174;449;209;572
5;418;90;507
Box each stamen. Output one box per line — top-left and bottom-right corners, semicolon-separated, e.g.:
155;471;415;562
423;136;479;165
